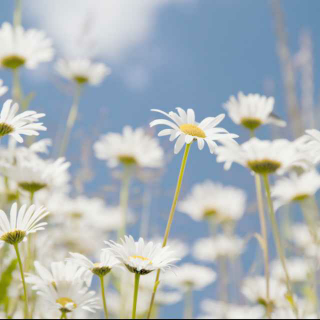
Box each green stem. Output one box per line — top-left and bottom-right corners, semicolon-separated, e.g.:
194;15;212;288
14;244;29;319
59;83;83;156
14;0;22;27
262;174;298;317
132;273;141;319
60;311;67;319
254;174;272;318
219;257;229;303
184;288;193;319
100;276;108;319
147;143;191;319
12;69;22;105
118;165;133;240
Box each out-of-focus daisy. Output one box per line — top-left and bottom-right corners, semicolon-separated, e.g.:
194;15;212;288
26;261;90;289
193;236;244;263
179;180;246;223
151;238;189;260
0;79;8;97
69;250;121;279
242;276;287;310
7;157;70;194
0;22;54;70
26;261;100;316
224;92;286;130
94;126;164;168
272;171;320;210
150;108;238;154
0;203;49;245
0;99;46;143
105;236;178;275
298;129;320;165
271;258;312;284
56;58;111;86
216;138;307;174
164;263;216;292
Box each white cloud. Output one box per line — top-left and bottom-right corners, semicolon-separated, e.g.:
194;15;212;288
23;0;189;62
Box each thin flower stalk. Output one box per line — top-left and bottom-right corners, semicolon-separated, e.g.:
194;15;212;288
100;276;108;319
132;273;141;319
147;143;191;319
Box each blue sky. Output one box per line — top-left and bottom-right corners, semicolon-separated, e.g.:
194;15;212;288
1;0;320;318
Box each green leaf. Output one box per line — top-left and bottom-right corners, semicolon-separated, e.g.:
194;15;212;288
0;259;18;306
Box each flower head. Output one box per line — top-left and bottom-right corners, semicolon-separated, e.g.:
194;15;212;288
164;263;216;291
105;236;178;275
179;180;246;223
224;92;286;130
272;170;320;210
0;22;54;70
0;99;46;143
0;203;49;245
216;138;307;175
150;108;238;154
94;126;164;168
26;261;99;314
56;58;111;86
69;250;121;278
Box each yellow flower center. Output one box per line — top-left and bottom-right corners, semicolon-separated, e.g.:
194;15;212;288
292;194;310;202
0;229;26;245
56;297;77;311
247;159;281;175
73;75;89;84
118;155;137;166
0;123;14;137
18;182;47;194
1;55;26;69
130;255;152;264
240;118;263;131
180;124;206;138
203;208;217;218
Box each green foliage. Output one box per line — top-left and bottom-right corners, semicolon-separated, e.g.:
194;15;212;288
0;259;18;306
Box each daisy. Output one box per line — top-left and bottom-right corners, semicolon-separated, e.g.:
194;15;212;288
298;129;320;165
0;79;8;97
94;126;164;168
164;263;216;292
272;171;320;210
224;92;286;130
0;99;46;143
271;258;312;284
0;203;49;245
150;108;238;154
56;58;111;86
26;261;100;316
216;137;307;175
69;250;121;279
193;236;244;263
7;156;70;194
0;22;54;70
242;276;287;311
105;236;178;275
179;180;246;223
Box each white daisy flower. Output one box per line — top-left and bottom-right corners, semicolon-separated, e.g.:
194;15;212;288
150;108;238;154
179;180;246;223
7;157;70;194
242;276;287;309
26;261;100;315
224;92;286;130
0;22;54;70
0;79;8;97
272;171;320;210
164;263;216;292
56;58;111;86
94;126;164;168
0;203;49;245
298;129;320;165
105;236;178;275
271;258;312;283
193;236;244;263
216;137;307;175
0;99;46;143
68;250;121;279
